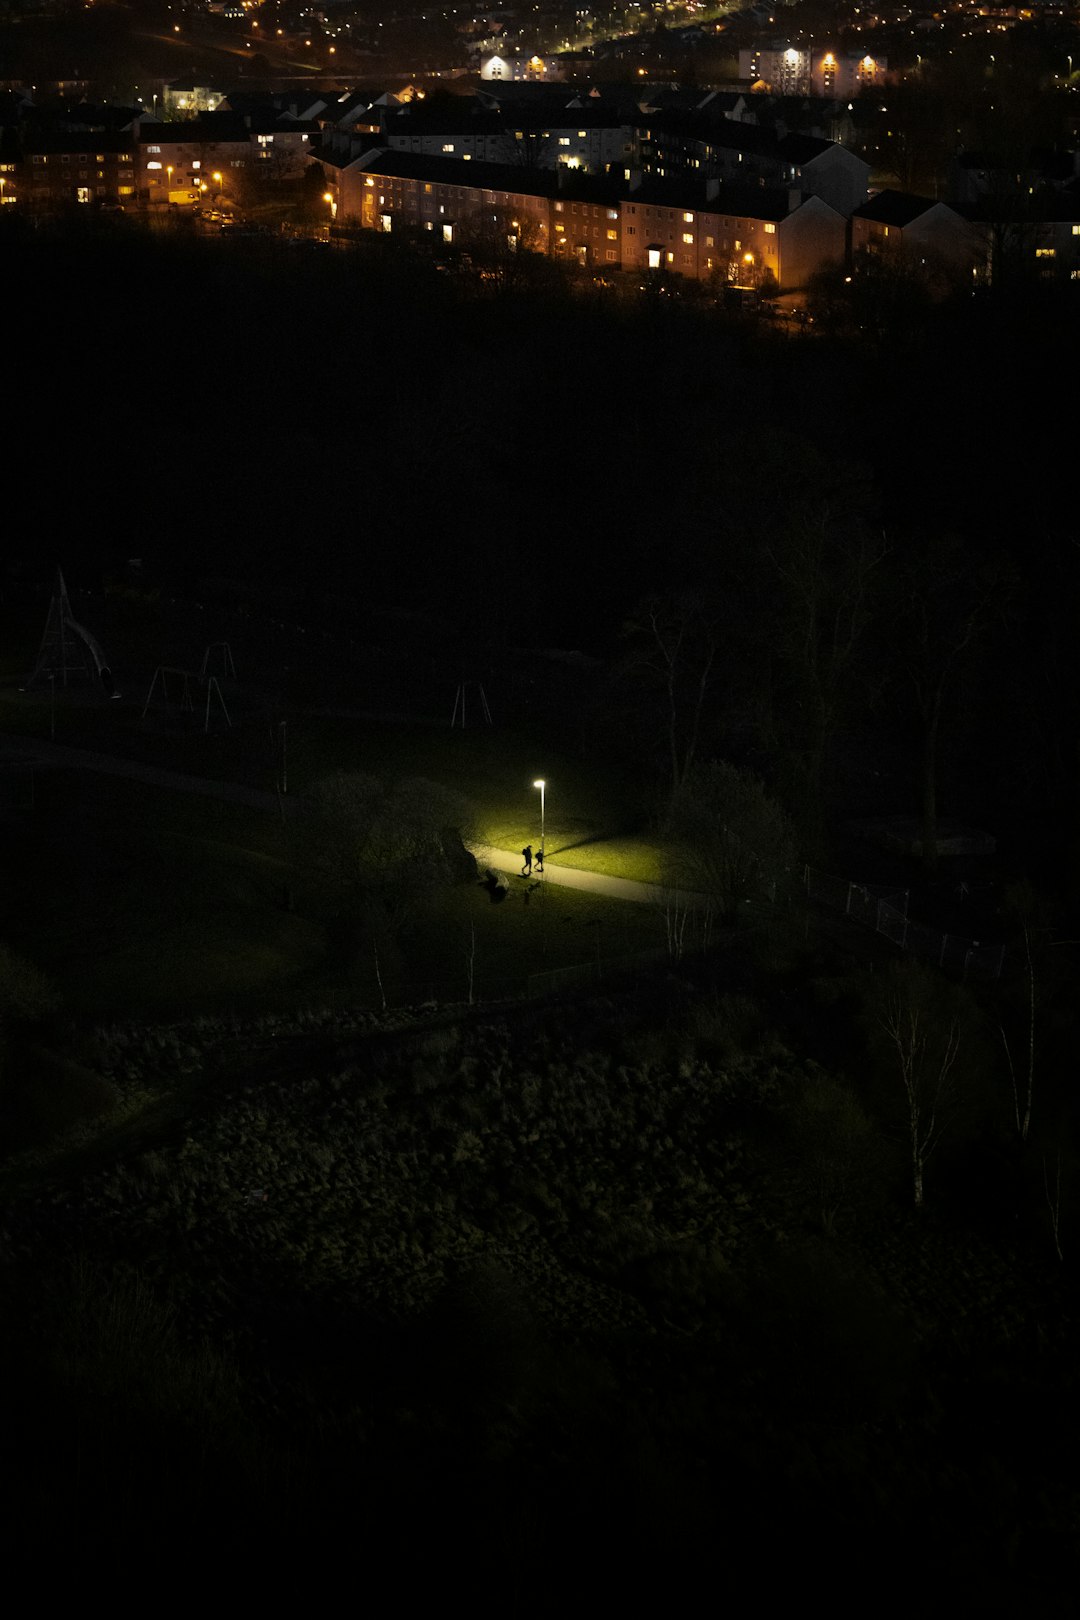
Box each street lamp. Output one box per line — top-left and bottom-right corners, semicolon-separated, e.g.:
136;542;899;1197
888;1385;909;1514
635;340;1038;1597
533;778;545;863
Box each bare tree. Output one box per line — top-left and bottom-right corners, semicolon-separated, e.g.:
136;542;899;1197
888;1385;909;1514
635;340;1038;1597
999;922;1035;1145
454;204;551;294
877;965;961;1208
663;759;794;922
785;1069;879;1236
621;592;720;797
893;538;1013;870
293;772;475;998
1043;1152;1064;1263
765;498;886;847
660;891;694;961
465;922;476;1005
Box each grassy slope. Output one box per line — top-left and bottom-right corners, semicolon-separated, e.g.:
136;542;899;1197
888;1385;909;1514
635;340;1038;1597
0;768;666;1024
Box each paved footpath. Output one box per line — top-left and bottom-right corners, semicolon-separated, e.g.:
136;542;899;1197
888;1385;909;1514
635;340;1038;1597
0;732;286;813
0;733;702;907
471;845;705;908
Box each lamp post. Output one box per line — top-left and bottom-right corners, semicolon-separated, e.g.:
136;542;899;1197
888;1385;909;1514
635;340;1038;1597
533;778;545;865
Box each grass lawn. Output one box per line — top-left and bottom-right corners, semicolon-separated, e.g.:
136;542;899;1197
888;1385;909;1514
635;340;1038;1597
1;770;667;1023
0;685;667;883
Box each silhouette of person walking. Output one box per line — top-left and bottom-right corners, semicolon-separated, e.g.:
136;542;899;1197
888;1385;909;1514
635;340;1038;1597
521;845;533;877
534;846;544;873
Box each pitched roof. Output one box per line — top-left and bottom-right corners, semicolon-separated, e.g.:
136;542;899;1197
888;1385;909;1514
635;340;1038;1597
354;148;564;198
634;177;794;221
23;132;134;155
850;189;944;227
777;131;852;164
341;146;822;222
135;115;250;145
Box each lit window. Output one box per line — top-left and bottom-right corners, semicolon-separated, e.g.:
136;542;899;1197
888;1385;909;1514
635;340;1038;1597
191;160;201;170
558;137;570;146
682;233;693;245
705;236;714;248
578;131;586;138
607;229;617;240
1072;225;1080;236
764;222;776;234
607;209;617;220
442;143;454;153
683;212;693;223
146;161;162;170
442;222;453;242
424;183;432;194
666;251;674;263
118;186;134;196
95;153;104;163
554;200;564;212
147;145;161;154
1035;248;1055;257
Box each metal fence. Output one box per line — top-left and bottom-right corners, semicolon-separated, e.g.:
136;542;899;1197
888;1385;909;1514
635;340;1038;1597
805;865;1005;981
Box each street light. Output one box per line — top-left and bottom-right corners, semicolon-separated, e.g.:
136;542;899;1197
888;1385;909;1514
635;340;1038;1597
533;778;545;863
